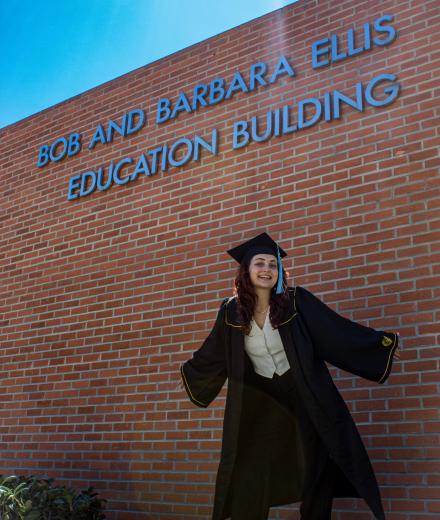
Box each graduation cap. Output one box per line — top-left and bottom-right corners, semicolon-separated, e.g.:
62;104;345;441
227;232;287;294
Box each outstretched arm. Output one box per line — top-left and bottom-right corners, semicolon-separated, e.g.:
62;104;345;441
179;300;228;407
295;286;400;384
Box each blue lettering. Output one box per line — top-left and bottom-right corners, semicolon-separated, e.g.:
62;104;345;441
250;62;268;90
331;34;347;62
131;154;152;180
347;28;364;56
225;71;249;99
67;174;81;200
194;129;218;161
365;73;400;107
88;125;106;150
126;109;145;135
37;145;50;167
97;166;112;191
38;132;81;167
273;108;281;136
298;98;322;129
324;92;332;121
251;112;272;143
232;121;249;149
192;84;208;111
80;171;97;197
312;38;330;68
161;145;168;172
156;98;171;123
171;92;192;119
148;147;163;174
168;138;193;167
112;158;134;185
282;105;297;134
332;83;364;119
67;133;82;157
49;137;68;162
209;78;225;105
373;15;396;46
269;55;295;83
107;114;127;142
363;22;372;50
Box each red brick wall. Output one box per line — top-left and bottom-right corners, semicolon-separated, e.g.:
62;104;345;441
1;0;439;518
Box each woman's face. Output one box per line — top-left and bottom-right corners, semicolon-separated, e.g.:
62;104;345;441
248;254;278;290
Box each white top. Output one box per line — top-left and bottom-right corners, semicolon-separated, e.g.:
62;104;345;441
244;309;291;378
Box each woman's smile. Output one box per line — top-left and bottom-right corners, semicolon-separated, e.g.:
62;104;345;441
257;274;273;281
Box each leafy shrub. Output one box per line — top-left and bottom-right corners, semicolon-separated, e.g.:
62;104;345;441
0;475;106;519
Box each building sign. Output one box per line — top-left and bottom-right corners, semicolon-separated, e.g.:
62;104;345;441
36;15;400;201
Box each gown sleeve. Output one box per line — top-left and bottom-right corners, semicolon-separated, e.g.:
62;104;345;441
295;286;399;384
180;299;228;408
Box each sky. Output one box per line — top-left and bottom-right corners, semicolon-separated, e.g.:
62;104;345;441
0;0;298;129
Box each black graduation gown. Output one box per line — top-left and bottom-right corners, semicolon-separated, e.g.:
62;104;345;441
180;286;399;520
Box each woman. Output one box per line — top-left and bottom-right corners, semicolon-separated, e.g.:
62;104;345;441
177;232;400;520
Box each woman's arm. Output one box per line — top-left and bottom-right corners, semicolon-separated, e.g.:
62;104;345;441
295;286;400;384
179;300;228;407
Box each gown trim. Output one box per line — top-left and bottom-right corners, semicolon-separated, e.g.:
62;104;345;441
378;332;398;384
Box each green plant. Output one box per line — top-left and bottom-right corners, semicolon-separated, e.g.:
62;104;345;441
0;476;106;519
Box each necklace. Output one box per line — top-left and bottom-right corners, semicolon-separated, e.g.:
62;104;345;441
255;306;269;314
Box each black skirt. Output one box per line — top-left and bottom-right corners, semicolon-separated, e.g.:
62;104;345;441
227;353;336;520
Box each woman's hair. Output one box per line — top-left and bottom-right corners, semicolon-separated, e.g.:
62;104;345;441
234;259;290;335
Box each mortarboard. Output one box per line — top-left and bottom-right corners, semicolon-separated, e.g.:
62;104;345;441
227;232;287;294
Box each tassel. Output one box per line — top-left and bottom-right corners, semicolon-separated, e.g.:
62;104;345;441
276;245;283;294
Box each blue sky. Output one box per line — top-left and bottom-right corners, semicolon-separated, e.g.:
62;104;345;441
0;0;297;129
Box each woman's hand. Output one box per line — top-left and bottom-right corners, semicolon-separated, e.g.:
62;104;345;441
393;332;401;360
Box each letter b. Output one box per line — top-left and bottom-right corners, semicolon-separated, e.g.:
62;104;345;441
156;98;171;123
232;121;249;149
67;132;82;157
37;145;50;167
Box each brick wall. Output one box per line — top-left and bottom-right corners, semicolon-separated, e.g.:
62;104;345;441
0;0;439;518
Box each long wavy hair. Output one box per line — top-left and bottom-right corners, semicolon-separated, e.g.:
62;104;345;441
234;259;290;335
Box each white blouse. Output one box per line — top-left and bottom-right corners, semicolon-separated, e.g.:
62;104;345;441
244;309;291;378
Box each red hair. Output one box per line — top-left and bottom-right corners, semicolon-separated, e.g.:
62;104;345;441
234;260;290;335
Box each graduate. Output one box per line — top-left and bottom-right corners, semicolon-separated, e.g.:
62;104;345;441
177;232;400;520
